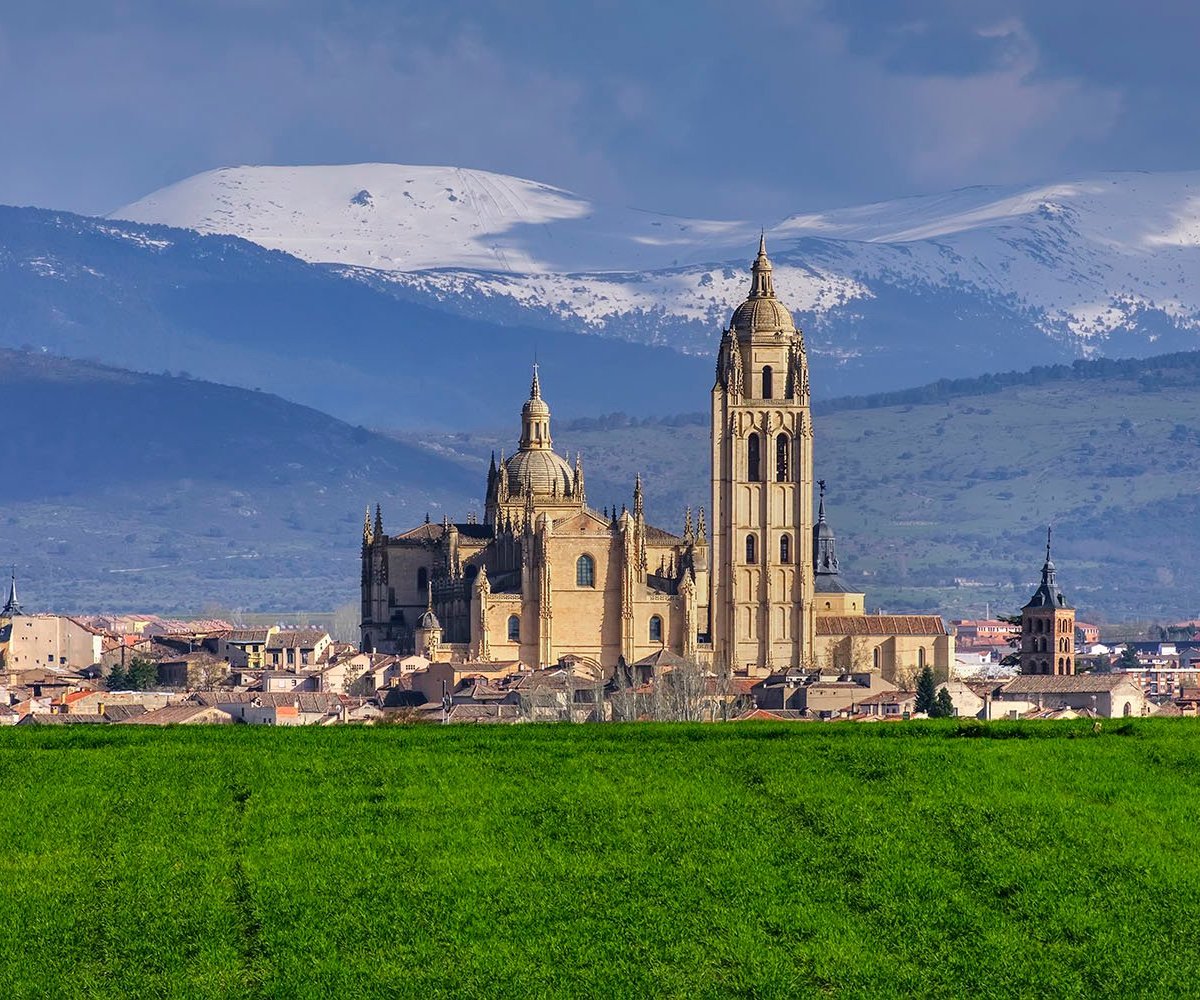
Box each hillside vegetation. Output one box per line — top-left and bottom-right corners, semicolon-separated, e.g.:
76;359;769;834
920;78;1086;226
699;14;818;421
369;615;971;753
0;351;473;612
427;351;1200;620
1;722;1198;998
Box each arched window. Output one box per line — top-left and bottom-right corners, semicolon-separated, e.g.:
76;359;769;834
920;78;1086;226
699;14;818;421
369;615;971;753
649;616;663;643
1123;701;1132;717
776;433;789;481
1058;657;1064;672
917;647;926;669
507;615;520;642
780;534;791;564
745;534;757;564
417;567;428;593
762;366;773;400
873;647;881;670
747;433;761;482
576;554;595;588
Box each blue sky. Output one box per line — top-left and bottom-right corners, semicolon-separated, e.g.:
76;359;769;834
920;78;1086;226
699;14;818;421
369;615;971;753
1;1;1196;218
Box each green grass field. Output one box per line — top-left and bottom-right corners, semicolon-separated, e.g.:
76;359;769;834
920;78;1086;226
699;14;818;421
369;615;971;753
3;721;1199;998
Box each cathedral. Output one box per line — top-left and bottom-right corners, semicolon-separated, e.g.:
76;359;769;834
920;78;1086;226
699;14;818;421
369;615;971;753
361;238;952;679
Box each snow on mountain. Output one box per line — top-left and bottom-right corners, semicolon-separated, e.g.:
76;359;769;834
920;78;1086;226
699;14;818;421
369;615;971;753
113;163;747;273
114;164;1200;363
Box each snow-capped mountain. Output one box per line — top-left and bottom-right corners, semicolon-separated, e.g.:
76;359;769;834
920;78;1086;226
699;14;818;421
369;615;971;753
114;164;1200;374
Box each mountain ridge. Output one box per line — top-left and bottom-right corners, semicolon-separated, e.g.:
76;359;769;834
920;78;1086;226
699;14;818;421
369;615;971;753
114;164;1200;373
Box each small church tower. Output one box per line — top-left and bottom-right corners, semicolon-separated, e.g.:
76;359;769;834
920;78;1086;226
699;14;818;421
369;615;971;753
1020;528;1075;675
710;237;815;675
413;582;443;660
1;566;21;619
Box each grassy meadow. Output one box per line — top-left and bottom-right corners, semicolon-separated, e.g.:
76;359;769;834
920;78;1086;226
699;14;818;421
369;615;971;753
2;721;1199;998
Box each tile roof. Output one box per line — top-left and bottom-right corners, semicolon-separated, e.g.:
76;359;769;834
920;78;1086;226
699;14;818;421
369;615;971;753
101;704;148;722
119;705;232;725
266;629;330;649
223;628;273;643
1003;674;1139;694
852;690;911;706
18;713;109;725
815;615;948;636
193;691;342;712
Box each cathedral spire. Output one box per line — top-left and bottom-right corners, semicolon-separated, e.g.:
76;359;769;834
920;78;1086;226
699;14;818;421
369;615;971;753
362;507;373;550
1041;526;1056;590
749;231;775;298
519;364;552;451
373;504;384;541
813;480;839;576
2;566;21;617
633;473;644;520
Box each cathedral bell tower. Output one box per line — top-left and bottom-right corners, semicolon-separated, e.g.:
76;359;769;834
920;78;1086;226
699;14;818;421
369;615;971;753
710;236;814;675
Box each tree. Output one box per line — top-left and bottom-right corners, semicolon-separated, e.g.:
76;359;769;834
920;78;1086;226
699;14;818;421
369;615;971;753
1118;645;1140;671
915;666;937;714
932;687;955;718
109;656;158;691
997;612;1023;668
187;658;229;691
332;602;361;645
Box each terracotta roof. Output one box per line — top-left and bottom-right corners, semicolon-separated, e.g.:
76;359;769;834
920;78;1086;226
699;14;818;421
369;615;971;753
266;629;329;650
815;615;947;636
101;704;147;722
852;690;911;706
735;708;810;722
18;713;108;725
1003;674;1139;694
193;691;342;712
119;705;232;725
223;628;272;643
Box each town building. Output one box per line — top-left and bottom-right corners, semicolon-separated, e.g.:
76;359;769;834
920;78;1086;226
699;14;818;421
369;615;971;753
987;673;1147;719
360;240;953;678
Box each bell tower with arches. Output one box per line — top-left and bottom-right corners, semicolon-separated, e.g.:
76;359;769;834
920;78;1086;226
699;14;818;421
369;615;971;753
710;236;815;675
1020;528;1076;675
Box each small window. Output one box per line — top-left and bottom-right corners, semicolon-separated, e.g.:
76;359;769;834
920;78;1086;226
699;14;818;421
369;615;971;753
780;534;791;564
776;433;789;482
507;615;520;642
649;616;663;643
917;647;925;669
747;433;761;482
762;365;773;400
745;534;757;564
873;647;881;670
576;554;596;587
417;567;428;593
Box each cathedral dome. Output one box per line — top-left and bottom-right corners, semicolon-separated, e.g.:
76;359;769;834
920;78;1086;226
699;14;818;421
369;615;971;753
416;607;441;630
729;233;797;339
505;449;574;496
730;295;796;336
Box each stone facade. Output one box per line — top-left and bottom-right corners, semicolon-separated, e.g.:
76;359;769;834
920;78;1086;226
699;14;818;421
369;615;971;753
710;236;814;674
361;369;704;673
361;240;953;677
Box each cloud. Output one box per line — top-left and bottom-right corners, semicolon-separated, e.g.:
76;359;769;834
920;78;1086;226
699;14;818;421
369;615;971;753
0;2;1185;219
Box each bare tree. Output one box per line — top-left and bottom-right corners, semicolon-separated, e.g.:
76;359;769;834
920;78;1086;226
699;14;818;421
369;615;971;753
187;658;229;691
332;602;361;644
611;657;638;722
